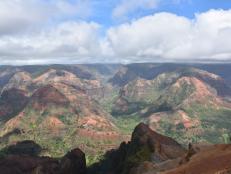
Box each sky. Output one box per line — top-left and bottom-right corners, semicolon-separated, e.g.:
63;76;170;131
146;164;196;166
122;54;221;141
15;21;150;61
0;0;231;64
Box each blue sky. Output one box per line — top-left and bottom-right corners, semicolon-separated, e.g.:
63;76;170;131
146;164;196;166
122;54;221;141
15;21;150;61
80;0;231;26
0;0;230;64
157;0;231;18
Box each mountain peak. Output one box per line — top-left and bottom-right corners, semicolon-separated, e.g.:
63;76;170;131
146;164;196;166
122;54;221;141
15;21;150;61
132;123;184;148
31;85;69;108
93;123;186;174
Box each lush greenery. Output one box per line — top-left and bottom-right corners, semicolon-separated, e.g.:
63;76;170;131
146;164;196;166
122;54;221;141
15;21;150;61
115;114;143;134
153;104;231;145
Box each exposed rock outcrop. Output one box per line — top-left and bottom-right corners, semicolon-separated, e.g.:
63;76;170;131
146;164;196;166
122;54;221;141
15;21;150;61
2;140;42;156
60;148;87;174
0;143;87;174
90;123;186;174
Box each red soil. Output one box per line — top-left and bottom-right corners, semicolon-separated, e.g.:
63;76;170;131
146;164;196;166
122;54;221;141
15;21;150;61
164;144;231;174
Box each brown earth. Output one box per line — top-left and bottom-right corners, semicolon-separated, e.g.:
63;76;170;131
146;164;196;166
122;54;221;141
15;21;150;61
163;144;231;174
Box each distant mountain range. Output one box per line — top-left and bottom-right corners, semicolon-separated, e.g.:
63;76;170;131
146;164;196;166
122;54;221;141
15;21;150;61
109;63;231;86
0;63;231;163
112;66;231;144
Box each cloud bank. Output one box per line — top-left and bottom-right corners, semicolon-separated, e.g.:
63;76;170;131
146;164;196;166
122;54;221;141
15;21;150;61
0;6;231;64
0;0;92;35
106;9;231;62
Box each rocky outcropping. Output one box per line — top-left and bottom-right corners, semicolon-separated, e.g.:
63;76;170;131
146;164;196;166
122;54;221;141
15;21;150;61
2;140;42;156
90;123;186;174
0;142;87;174
90;123;231;174
1;125;231;174
59;148;87;174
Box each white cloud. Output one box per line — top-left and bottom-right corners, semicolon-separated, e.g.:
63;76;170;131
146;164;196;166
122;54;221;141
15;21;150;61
112;0;191;20
105;9;231;62
0;21;101;64
112;0;159;20
0;0;92;35
0;8;231;64
55;0;92;18
0;0;49;35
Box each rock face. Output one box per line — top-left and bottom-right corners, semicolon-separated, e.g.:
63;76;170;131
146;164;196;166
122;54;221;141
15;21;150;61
131;123;186;160
90;123;186;174
0;143;87;174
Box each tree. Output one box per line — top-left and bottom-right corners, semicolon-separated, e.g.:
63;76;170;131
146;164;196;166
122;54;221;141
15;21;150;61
29;123;37;141
222;133;230;144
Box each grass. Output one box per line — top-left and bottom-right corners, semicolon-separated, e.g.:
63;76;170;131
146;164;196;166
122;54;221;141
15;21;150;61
99;89;120;113
152;103;231;145
114;114;143;135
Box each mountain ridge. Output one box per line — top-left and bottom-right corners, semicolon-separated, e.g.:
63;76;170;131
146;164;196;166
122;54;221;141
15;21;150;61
0;63;231;167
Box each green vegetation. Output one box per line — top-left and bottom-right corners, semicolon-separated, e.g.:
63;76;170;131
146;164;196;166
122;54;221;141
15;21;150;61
115;114;143;134
111;100;149;116
1;64;231;169
158;81;195;109
99;89;120;113
0;111;144;166
151;102;231;145
126;145;151;165
222;134;230;144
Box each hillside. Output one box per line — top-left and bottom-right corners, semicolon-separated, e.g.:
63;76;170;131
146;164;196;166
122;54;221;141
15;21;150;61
89;123;231;174
0;63;231;166
0;67;122;160
0;89;29;123
111;67;231;144
90;123;186;174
